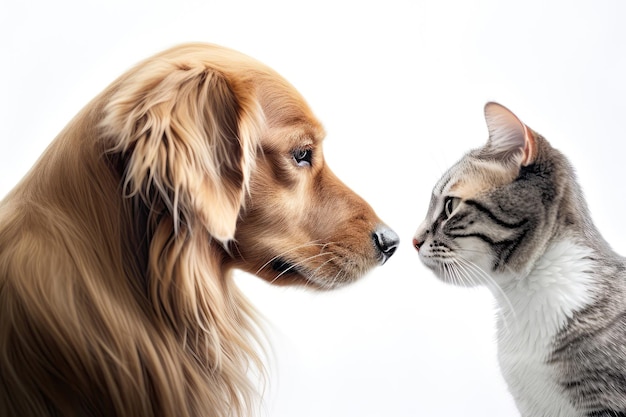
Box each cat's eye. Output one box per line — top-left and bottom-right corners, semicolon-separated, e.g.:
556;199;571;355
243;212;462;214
293;148;312;167
444;196;461;218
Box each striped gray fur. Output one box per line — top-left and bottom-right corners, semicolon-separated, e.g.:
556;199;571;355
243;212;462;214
414;103;626;416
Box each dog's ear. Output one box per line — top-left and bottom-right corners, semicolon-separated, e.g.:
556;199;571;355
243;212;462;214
101;62;263;242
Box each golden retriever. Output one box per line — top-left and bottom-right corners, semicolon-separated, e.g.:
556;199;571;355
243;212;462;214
0;43;398;417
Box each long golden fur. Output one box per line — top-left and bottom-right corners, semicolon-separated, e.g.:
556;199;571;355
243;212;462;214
0;43;398;417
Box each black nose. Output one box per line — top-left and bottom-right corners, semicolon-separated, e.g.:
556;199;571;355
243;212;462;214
373;225;400;264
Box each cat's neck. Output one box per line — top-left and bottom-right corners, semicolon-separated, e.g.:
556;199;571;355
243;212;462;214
492;239;596;351
492;239;598;417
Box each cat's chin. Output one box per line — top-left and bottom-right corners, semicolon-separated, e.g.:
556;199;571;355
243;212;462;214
436;273;484;288
420;258;485;288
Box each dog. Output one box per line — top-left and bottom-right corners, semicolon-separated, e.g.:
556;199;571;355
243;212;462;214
0;43;399;417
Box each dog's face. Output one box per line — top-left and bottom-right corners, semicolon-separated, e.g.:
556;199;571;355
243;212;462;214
223;56;398;290
232;107;394;289
102;44;398;290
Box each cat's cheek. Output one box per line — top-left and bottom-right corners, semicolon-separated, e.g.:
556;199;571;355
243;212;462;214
456;240;495;271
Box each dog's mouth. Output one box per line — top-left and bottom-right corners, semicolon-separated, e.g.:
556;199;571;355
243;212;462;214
269;257;335;289
240;245;375;291
271;258;298;274
268;256;357;291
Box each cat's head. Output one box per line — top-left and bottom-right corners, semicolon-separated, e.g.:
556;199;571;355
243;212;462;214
413;102;576;285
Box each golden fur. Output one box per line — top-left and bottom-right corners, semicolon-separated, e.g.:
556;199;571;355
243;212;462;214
0;43;396;417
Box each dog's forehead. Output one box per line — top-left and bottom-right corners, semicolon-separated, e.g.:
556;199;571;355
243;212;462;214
261;122;325;151
252;72;322;128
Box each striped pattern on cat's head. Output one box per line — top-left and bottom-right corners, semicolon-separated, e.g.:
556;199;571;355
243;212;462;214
413;102;579;285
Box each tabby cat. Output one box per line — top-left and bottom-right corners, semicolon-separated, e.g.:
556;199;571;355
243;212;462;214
413;102;626;416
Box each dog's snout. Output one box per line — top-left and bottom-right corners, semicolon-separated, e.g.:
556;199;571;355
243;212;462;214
373;226;400;264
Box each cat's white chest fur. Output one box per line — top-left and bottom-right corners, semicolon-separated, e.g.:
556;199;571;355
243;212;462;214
493;240;595;417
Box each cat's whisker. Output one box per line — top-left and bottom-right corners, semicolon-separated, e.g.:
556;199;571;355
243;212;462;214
446;263;461;285
456;254;518;329
445;263;455;285
456;259;480;288
451;262;467;287
450;262;468;287
442;263;456;286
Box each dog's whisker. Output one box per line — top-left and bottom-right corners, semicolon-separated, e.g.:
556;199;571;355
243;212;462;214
267;251;336;285
255;240;327;275
268;251;335;283
308;256;340;286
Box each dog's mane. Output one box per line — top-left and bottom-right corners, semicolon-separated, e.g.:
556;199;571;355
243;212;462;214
0;44;270;417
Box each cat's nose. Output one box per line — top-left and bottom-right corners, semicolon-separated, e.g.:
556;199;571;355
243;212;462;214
413;238;422;251
373;225;399;264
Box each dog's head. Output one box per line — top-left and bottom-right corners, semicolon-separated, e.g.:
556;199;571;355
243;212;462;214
102;43;398;290
232;93;399;289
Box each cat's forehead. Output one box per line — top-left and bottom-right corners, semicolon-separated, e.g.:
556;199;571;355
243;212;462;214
434;154;517;199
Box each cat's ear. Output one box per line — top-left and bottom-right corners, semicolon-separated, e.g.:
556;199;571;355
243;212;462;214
484;102;536;166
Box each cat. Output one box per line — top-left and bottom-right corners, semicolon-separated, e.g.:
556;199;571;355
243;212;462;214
413;102;626;417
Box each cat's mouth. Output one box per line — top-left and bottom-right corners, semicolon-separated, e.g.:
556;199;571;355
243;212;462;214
418;254;447;275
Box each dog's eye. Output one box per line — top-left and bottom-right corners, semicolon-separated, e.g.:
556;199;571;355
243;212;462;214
292;149;312;167
444;196;461;218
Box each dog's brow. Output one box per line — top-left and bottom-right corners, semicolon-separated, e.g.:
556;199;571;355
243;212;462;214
287;128;318;148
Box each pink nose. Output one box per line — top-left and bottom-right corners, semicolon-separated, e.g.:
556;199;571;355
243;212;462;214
412;238;421;251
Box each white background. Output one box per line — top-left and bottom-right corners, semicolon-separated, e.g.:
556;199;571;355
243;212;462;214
2;1;626;416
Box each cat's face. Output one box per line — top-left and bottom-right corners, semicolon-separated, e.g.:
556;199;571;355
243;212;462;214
413;157;521;286
413;103;564;286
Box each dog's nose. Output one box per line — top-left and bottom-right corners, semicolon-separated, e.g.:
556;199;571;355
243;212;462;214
373;225;400;264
